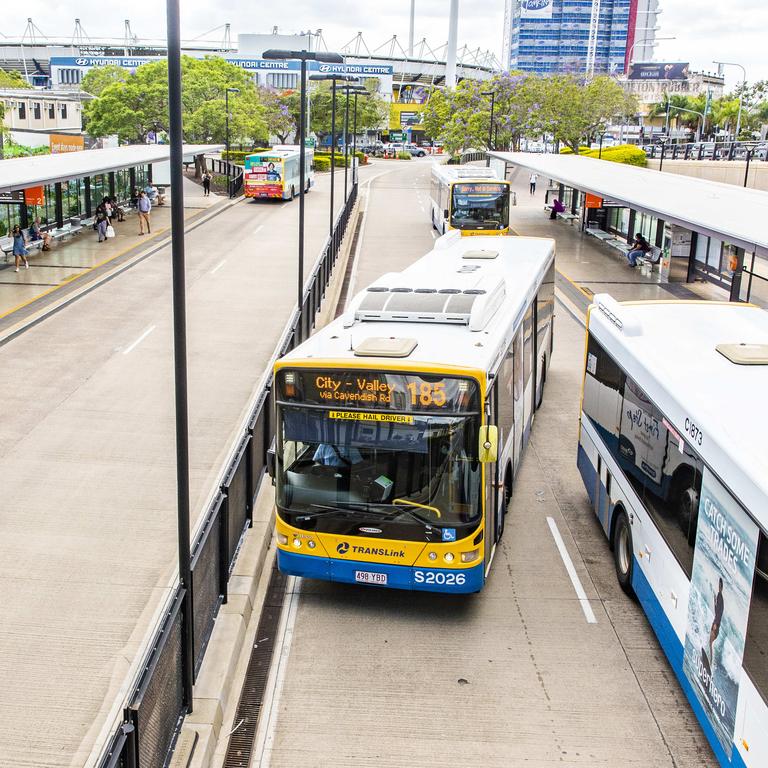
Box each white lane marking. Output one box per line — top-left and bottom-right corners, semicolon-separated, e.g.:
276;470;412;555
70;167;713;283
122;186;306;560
546;516;598;624
253;224;264;234
123;325;156;355
254;575;302;767
210;259;227;274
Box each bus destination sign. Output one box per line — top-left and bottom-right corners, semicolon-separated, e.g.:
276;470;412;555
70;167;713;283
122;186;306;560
454;183;507;196
278;370;478;413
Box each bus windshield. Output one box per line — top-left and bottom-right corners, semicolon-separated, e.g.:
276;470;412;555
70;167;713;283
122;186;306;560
276;405;482;529
451;182;509;231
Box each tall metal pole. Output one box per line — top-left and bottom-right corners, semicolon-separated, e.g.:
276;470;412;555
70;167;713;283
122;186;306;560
225;89;230;197
445;0;459;89
165;0;193;712
408;0;416;57
343;88;350;203
484;91;495;166
298;57;307;325
330;80;336;240
352;92;359;186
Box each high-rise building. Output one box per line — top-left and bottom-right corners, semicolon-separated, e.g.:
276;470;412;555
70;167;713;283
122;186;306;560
506;0;659;76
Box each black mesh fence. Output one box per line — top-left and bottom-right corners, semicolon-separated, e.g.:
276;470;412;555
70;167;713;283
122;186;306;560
97;181;358;768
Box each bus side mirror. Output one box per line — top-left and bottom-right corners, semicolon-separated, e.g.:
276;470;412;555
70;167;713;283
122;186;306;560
266;441;276;484
443;209;449;220
478;425;498;463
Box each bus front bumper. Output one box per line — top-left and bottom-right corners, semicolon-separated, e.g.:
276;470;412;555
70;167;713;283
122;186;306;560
277;549;484;593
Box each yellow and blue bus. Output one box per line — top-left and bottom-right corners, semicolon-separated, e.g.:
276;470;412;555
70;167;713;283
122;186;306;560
579;295;768;767
268;232;555;592
429;164;511;236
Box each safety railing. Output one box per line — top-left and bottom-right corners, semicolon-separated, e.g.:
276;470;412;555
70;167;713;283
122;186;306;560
645;140;768;163
96;181;359;768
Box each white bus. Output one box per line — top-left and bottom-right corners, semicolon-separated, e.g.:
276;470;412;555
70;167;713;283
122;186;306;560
429;164;512;236
578;294;768;768
269;231;555;593
244;145;314;201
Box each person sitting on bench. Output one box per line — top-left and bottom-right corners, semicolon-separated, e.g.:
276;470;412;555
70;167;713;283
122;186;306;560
549;198;566;220
627;233;651;268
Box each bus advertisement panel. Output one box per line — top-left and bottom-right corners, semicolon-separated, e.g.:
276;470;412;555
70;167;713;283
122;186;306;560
683;469;759;759
244;154;284;198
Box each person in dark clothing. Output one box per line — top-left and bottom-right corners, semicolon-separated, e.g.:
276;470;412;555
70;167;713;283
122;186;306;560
709;577;725;666
626;233;651;267
549;198;566;220
202;172;212;196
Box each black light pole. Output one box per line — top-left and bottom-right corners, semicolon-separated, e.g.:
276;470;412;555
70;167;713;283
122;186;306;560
351;88;369;186
165;0;193;711
309;74;358;243
262;49;344;337
342;85;351;203
482;90;495;166
225;87;239;198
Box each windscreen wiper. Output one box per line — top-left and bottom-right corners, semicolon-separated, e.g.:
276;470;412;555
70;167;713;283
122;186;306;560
296;502;380;521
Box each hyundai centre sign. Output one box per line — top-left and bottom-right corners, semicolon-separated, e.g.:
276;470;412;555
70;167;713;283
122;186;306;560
51;57;394;76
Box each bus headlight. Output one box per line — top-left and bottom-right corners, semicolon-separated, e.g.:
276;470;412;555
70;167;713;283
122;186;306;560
428;552;438;561
277;533;288;545
292;538;302;549
307;540;316;549
443;552;455;563
461;549;480;563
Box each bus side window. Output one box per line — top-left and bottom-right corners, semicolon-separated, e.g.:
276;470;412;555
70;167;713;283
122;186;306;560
582;335;625;460
744;532;768;702
497;343;515;452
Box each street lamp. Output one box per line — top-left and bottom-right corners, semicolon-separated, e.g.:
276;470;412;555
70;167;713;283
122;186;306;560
338;83;362;204
627;35;676;67
262;49;344;333
713;60;746;140
481;90;495;166
309;73;358;242
225;87;239;198
350;86;370;185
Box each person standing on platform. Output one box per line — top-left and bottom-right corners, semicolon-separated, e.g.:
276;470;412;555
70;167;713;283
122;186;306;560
202;172;211;197
95;203;109;243
137;191;152;235
529;172;538;195
12;225;29;272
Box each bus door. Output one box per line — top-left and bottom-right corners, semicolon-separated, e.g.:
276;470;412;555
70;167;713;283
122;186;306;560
512;328;524;476
484;385;500;572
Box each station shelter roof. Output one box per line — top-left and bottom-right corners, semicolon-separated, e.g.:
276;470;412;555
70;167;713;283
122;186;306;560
489;151;768;257
0;144;224;194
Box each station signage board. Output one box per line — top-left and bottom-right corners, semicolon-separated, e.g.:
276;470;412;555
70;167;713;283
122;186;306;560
50;134;85;154
0;190;25;204
24;187;45;206
585;194;603;209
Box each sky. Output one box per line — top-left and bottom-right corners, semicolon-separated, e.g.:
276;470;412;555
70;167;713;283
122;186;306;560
3;1;766;89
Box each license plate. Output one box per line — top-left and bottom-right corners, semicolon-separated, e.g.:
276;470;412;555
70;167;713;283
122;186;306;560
354;570;387;585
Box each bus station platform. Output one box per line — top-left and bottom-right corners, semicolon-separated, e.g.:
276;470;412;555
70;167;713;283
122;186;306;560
490;151;768;310
0;176;221;335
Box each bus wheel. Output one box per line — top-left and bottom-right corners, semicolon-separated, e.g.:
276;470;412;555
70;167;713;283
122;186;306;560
612;508;634;596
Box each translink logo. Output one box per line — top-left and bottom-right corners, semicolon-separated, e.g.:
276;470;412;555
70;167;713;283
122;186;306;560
337;542;349;554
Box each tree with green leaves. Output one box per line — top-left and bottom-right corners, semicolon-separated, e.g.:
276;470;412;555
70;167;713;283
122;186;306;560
259;87;298;143
84;56;266;145
308;79;387;142
81;65;129;96
0;70;31;89
536;75;637;153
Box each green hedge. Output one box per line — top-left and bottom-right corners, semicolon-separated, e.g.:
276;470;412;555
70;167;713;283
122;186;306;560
560;143;646;167
315;150;367;167
221;149;270;164
314;155;331;171
397;151;412;160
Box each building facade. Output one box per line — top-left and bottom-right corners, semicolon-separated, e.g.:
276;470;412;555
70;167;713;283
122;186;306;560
1;89;87;146
509;0;649;76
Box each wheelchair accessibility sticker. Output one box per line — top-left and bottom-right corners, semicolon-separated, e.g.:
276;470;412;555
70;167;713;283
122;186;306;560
442;528;457;542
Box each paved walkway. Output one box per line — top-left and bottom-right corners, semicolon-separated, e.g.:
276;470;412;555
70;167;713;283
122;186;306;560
0;167;358;768
0;177;217;325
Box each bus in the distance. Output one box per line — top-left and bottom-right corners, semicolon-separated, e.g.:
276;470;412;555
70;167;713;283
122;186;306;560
578;294;768;767
244;145;314;201
268;231;555;593
429;164;511;236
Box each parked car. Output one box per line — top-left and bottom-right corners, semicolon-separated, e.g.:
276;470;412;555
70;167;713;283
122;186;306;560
404;143;427;157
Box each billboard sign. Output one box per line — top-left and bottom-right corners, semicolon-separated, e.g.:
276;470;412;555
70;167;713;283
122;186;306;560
627;62;690;80
520;0;553;19
50;134;85;154
50;56;394;76
682;468;759;758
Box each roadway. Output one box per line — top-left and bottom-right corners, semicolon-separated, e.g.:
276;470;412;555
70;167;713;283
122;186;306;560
241;159;718;767
0;168;354;767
